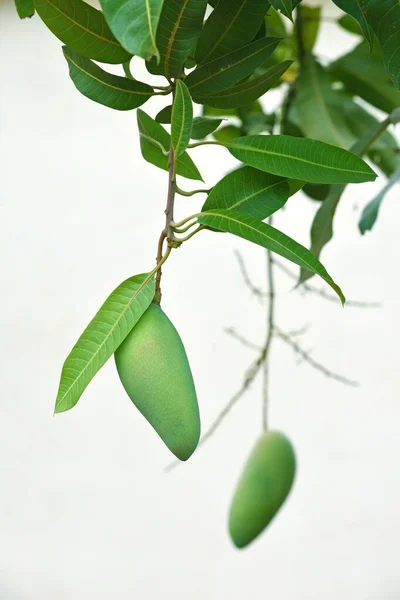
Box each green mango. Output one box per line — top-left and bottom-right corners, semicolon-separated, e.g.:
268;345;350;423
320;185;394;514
115;303;200;461
228;430;296;548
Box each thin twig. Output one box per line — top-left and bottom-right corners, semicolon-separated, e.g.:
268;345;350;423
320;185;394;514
155;144;176;301
234;250;266;301
262;244;275;431
225;327;262;351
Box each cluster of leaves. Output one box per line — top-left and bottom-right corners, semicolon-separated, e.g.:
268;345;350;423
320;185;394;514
14;0;399;417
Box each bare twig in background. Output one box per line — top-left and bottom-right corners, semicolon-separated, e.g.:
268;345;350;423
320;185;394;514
225;327;262;351
234;250;266;302
275;327;359;387
262;246;275;431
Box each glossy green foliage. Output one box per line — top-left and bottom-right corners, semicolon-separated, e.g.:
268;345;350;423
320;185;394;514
331;0;373;48
55;273;155;413
171;80;193;157
359;166;400;234
100;0;164;60
15;0;34;18
137;110;202;181
226;135;376;184
269;0;294;21
366;0;400;89
186;38;281;98
195;0;271;64
63;48;154;110
35;0;131;64
191;117;223;139
155;105;173;124
202;166;290;219
115;304;200;461
229;431;296;548
198;209;346;303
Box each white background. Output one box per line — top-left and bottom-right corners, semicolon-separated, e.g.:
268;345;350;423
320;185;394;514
1;1;400;598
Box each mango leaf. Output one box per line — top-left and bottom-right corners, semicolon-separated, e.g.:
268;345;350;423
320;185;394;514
54;272;155;413
171;80;193;157
331;0;374;48
225;135;376;184
194;61;292;108
366;0;400;89
332;42;400;114
202;166;290;218
269;0;293;21
35;0;131;64
191;117;224;139
359;166;400;234
294;5;321;52
148;0;208;78
63;47;154;110
294;56;355;148
15;0;34;18
186;37;281;97
198;209;345;304
338;14;363;35
99;0;164;60
213;125;242;142
156;105;172;124
195;0;271;64
137;109;203;181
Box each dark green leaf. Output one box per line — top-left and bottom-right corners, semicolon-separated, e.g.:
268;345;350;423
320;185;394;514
359;166;400;233
35;0;131;64
15;0;35;18
171;80;193;157
99;0;164;60
366;0;400;89
331;0;373;47
198;209;345;303
137;109;203;181
156;105;173;124
54;273;155;413
302;183;330;202
191;117;224;139
225;135;376;184
202;166;290;218
265;6;287;37
195;0;271;64
213;125;242;142
186;37;281;97
295;5;321;52
63;47;154;110
269;0;293;21
193;61;292;108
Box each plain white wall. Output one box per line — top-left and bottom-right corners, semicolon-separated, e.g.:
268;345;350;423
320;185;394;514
1;1;400;598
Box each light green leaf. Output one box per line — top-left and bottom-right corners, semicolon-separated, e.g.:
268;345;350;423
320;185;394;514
366;0;400;89
156;105;172;124
100;0;164;60
331;0;374;48
193;61;292;108
294;5;321;52
191;117;224;139
213;125;242;142
54;273;155;413
359;166;400;233
198;209;345;303
202;166;290;218
225;135;376;184
15;0;34;18
63;47;154;110
147;0;208;78
137;109;203;181
171;80;193;157
195;0;271;64
35;0;131;64
186;37;281;97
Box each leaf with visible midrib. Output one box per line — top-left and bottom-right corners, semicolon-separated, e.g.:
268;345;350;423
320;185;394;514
54;273;155;413
100;0;164;60
359;165;400;234
171;80;193;157
225;135;376;184
35;0;131;64
63;47;154;111
191;117;224;139
198;209;345;304
331;0;374;48
366;0;400;90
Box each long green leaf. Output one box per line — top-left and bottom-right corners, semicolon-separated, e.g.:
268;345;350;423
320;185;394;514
34;0;131;64
225;135;376;184
99;0;164;60
54;273;155;413
171;80;193;157
148;0;208;78
137;109;203;181
63;47;154;110
195;0;271;64
198;209;345;303
15;0;35;18
366;0;400;90
194;61;292;108
191;117;224;139
359;166;400;234
269;0;293;21
331;0;374;48
202;166;289;219
186;37;281;97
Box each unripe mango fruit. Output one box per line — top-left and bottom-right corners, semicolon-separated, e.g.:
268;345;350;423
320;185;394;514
228;431;296;548
114;303;200;461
